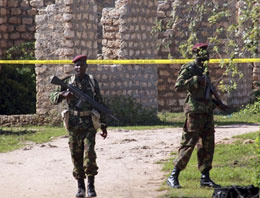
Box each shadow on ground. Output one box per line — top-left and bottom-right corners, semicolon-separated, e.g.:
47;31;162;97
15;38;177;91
0;129;36;136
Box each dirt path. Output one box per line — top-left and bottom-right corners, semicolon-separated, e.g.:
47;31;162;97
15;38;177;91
0;124;259;198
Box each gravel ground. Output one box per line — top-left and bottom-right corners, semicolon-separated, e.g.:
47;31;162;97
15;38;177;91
0;124;258;198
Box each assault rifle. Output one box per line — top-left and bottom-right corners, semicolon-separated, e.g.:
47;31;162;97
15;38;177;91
205;76;229;112
51;76;119;122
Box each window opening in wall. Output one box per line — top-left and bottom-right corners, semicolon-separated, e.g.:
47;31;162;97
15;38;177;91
97;0;116;56
0;42;36;115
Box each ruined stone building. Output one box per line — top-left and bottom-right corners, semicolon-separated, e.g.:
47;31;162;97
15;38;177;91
0;0;259;125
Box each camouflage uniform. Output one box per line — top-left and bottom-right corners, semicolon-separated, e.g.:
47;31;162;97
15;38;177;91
50;74;107;179
174;61;216;173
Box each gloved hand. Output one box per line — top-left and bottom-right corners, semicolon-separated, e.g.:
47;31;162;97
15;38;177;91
60;90;73;99
100;128;107;139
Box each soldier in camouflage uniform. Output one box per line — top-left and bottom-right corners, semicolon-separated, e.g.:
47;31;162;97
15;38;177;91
167;43;221;189
50;55;107;198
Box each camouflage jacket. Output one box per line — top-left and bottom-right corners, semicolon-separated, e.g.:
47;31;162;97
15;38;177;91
50;74;107;131
175;61;215;114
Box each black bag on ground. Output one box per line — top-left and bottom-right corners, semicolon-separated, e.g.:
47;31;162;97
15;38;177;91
212;185;259;198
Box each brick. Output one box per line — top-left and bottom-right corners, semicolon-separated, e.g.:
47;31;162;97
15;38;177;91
9;17;21;24
21;33;33;40
22;18;33;25
0;8;7;15
10;32;20;40
0;17;7;24
7;1;18;7
27;9;37;16
16;25;26;32
0;25;7;32
11;8;21;15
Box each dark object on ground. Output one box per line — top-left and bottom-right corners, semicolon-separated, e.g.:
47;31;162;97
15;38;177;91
212;185;259;198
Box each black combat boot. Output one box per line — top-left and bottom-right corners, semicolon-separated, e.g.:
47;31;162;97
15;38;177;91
167;167;182;188
200;170;221;188
87;176;97;197
76;179;86;198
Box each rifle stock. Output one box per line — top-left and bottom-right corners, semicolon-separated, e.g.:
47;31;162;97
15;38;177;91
51;76;119;122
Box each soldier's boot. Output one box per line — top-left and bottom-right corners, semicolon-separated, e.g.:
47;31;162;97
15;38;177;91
76;179;86;198
200;170;221;188
167;167;182;188
87;176;97;197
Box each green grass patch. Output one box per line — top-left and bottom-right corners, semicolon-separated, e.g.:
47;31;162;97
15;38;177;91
1;109;260;153
0;126;66;153
161;132;259;198
157;110;260;128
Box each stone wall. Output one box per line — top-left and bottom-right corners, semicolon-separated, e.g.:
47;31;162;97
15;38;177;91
34;0;158;124
101;0;158;59
87;64;158;109
96;0;158;108
118;0;158;59
34;0;99;124
0;0;36;58
101;8;120;59
0;0;259;126
0;0;56;58
156;0;256;111
0;114;37;127
96;0;115;55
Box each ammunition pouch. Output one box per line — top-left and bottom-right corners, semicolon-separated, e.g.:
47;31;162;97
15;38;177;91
91;109;101;130
61;110;69;131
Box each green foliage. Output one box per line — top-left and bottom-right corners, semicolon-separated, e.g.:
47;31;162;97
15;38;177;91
104;96;161;126
253;82;260;99
0;42;36;115
153;0;259;94
239;98;260;114
214;98;260;124
255;133;260;187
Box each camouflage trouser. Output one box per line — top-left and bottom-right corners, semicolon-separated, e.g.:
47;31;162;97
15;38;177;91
68;127;98;180
174;112;215;172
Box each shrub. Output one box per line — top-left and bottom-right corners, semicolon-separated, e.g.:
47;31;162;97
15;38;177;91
0;42;36;115
240;98;260;115
104;96;160;126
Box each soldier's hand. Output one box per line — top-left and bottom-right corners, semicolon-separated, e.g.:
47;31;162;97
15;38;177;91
60;91;73;99
100;128;107;139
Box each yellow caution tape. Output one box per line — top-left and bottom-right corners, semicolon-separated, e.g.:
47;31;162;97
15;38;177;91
0;58;259;65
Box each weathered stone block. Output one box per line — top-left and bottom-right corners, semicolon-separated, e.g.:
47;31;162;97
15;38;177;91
64;29;74;39
30;0;44;8
64;0;74;5
63;13;73;22
157;10;166;18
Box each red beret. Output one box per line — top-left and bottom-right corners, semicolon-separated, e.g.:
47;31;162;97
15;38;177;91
72;55;87;63
192;43;208;52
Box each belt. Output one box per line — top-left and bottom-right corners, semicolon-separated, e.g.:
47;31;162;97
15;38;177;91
69;110;91;117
